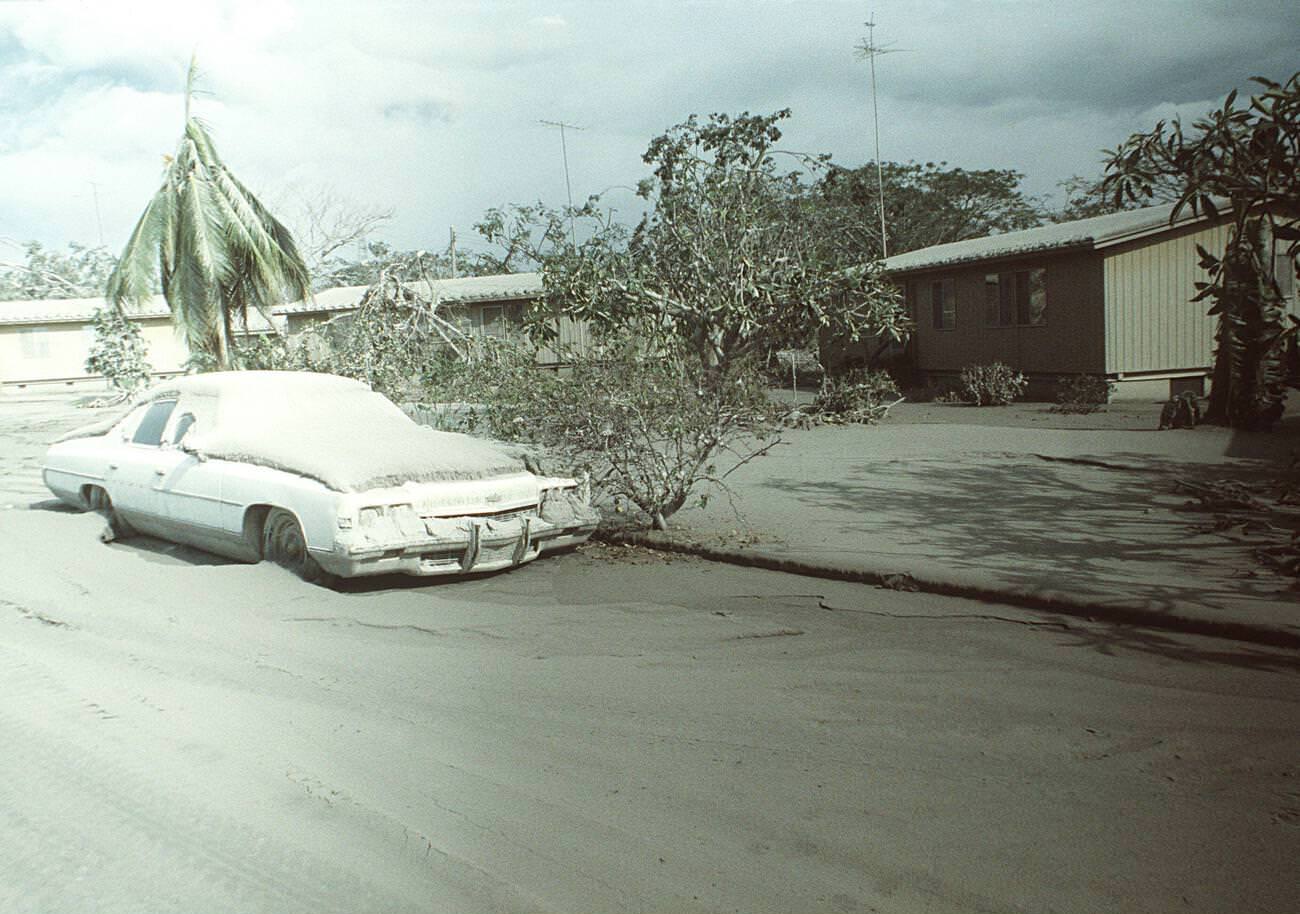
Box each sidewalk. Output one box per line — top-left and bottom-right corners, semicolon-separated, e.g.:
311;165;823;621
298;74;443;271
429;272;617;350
608;402;1300;648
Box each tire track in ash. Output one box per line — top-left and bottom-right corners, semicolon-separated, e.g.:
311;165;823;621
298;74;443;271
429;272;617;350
0;646;416;913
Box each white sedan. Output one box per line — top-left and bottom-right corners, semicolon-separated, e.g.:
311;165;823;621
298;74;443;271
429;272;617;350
42;371;599;582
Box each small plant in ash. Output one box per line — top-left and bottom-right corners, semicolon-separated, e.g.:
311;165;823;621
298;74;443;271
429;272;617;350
85;307;152;396
1051;374;1115;414
958;362;1026;406
810;370;902;424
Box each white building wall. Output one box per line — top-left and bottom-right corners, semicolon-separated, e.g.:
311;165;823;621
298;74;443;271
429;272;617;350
1103;221;1230;375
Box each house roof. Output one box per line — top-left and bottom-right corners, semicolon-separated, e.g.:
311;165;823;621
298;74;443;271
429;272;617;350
0;295;172;326
0;271;542;327
274;271;543;316
880;201;1216;275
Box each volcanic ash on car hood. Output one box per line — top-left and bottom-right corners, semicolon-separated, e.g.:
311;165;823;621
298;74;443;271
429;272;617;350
193;390;525;492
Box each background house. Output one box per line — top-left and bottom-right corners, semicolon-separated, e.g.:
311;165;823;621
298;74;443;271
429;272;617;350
876;202;1299;400
272;271;590;367
0;272;589;394
0;296;196;393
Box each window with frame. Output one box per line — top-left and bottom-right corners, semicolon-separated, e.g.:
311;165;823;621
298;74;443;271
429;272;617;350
478;304;506;339
131;400;177;446
1275;253;1297;310
19;328;50;359
984;268;1047;327
930;278;956;330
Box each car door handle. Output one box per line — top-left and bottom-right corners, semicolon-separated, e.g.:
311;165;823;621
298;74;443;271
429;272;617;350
108;463;118;470
154;468;167;476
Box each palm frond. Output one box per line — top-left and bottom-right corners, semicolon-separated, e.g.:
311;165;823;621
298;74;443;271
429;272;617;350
106;183;170;308
110;57;310;369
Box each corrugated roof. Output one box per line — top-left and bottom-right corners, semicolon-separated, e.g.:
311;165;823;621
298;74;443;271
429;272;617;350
880;201;1214;274
274;271;544;316
0;295;172;326
0;272;542;326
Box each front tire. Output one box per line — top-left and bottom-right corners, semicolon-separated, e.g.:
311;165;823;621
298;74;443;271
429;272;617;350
262;508;334;586
85;486;134;540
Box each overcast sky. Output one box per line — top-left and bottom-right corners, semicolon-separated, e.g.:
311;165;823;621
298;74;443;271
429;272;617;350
2;0;1297;262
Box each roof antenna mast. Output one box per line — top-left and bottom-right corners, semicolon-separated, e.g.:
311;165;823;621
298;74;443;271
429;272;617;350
856;13;904;259
540;119;585;248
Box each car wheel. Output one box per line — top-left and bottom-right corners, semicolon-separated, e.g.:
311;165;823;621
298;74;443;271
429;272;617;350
262;508;334;585
85;486;134;540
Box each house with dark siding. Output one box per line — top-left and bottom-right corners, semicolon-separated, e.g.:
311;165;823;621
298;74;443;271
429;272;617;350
876;202;1294;400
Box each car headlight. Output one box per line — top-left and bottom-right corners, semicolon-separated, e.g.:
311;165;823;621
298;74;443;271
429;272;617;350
358;503;415;527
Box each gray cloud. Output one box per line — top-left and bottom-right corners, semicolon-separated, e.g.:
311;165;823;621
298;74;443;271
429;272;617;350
0;0;1295;255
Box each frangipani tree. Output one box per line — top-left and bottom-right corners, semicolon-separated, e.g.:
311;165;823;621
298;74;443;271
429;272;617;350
107;58;309;370
1104;72;1300;429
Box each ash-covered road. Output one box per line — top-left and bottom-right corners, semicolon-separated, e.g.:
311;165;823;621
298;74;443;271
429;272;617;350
1;397;1297;913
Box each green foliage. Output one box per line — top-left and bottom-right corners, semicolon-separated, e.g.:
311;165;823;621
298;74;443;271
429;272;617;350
1103;71;1300;430
811;370;901;424
107;57;310;371
1196;219;1292;429
958;362;1027;406
231;332;310;371
0;241;117;300
315;241;503;291
428;335;780;530
85;308;152;394
813;160;1044;258
477;110;910;376
1051;374;1115;414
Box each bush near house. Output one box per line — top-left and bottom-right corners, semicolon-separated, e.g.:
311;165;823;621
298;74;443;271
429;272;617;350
957;362;1027;406
85;308;152;396
1051;374;1115;414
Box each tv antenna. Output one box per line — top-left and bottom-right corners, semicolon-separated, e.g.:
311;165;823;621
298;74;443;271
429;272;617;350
855;14;908;259
540;119;585;247
73;181;108;247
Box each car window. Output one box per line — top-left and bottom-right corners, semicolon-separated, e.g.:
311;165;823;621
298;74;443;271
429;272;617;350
171;412;197;444
116;404;150;441
132;400;177;446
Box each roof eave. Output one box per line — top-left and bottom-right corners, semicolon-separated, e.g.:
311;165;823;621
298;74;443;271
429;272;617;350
883;239;1095;277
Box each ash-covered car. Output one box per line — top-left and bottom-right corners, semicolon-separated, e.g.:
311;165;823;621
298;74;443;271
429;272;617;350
42;371;598;582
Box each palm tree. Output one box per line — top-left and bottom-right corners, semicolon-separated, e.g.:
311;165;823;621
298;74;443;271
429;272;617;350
107;58;309;370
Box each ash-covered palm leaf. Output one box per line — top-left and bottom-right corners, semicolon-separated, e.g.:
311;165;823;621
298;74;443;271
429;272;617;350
107;57;308;370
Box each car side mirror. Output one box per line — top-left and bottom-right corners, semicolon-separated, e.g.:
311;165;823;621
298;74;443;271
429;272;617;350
180;432;208;462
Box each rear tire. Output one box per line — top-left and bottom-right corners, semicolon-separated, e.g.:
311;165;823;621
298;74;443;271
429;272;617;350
262;508;334;586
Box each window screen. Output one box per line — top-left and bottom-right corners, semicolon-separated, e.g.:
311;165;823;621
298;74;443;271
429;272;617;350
931;279;955;330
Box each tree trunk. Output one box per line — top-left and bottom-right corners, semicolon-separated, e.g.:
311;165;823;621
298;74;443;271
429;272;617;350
1205;218;1289;431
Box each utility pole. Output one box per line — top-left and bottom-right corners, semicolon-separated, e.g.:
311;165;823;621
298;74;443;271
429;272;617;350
448;226;458;278
540;119;584;248
856;14;905;260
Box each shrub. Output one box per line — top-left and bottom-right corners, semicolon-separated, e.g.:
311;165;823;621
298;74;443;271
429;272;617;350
429;336;780;530
958;362;1026;406
234;333;311;371
1051;374;1114;414
85;307;152;395
811;370;901;423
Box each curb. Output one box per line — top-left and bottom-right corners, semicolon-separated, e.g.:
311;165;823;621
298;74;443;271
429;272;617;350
595;529;1300;651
